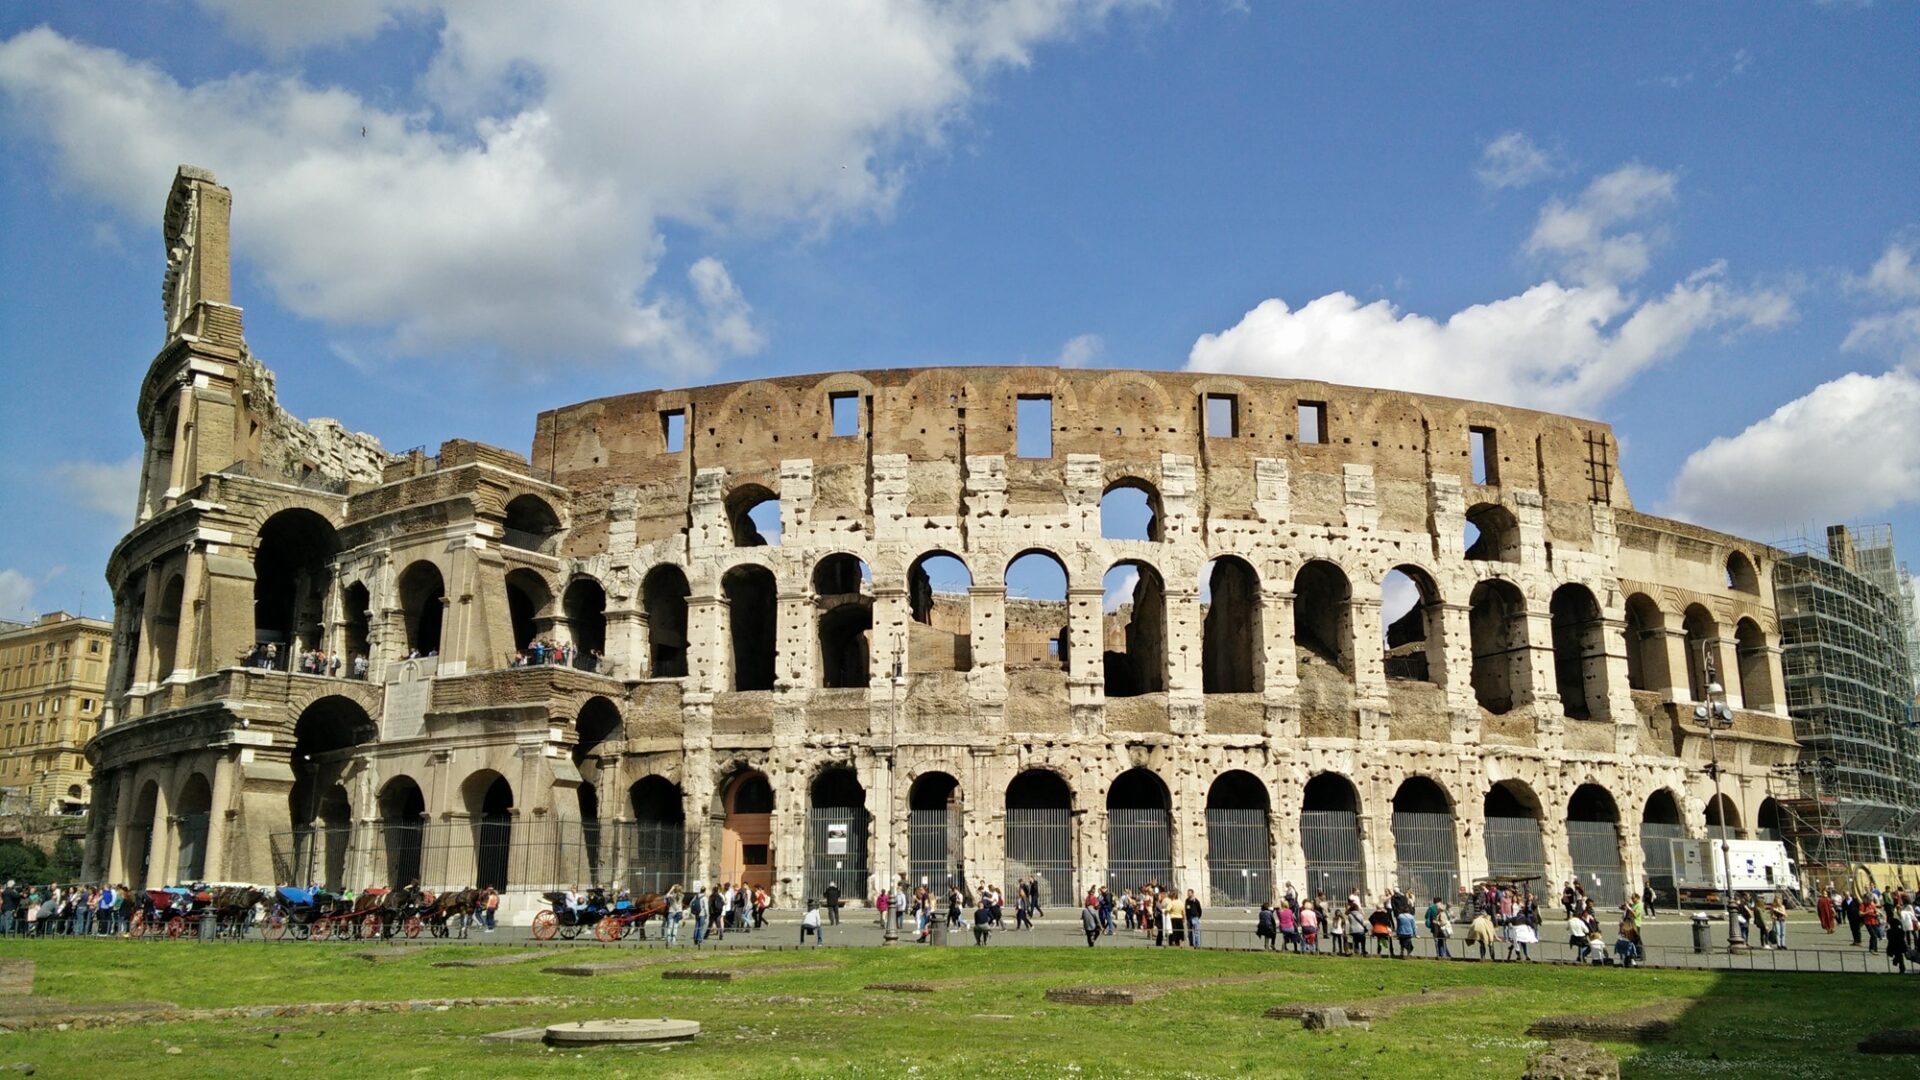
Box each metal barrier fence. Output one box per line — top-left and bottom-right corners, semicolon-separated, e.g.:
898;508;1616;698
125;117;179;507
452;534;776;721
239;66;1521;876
1483;815;1548;880
1641;823;1685;904
1106;808;1174;893
1567;821;1627;904
1391;810;1460;905
271;818;690;894
1205;808;1271;906
1005;808;1075;907
908;808;963;893
1300;810;1364;899
804;807;869;904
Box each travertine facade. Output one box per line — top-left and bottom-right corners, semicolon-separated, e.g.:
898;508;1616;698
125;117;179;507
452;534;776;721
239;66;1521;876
88;168;1800;915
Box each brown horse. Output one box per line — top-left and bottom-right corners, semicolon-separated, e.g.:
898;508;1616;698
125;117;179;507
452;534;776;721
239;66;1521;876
423;887;481;938
208;886;269;937
625;891;670;939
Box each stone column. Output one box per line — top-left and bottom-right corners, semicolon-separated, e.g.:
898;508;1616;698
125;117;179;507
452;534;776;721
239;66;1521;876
204;752;238;881
688;594;728;694
1163;586;1203;696
606;607;646;678
777;588;813;692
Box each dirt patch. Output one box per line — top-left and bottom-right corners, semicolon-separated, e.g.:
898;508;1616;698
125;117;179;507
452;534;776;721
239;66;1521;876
0;996;578;1034
1524;1038;1619;1079
1526;1000;1686;1044
0;960;32;997
1266;984;1490;1022
864;983;936;993
1859;1029;1920;1054
1045;987;1141;1006
432;951;548;968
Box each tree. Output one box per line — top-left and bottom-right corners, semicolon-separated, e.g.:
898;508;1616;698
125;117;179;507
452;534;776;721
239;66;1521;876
48;837;82;882
0;840;47;884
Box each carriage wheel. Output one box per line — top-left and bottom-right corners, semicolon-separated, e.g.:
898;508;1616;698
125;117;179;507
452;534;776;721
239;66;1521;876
294;922;312;941
129;911;148;939
165;916;187;939
313;918;333;941
264;915;288;942
593;919;616;943
531;911;558;941
559;922;581;941
613;919;633;942
403;915;423;939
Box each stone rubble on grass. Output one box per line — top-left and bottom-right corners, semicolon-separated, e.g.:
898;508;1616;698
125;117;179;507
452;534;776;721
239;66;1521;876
1521;1039;1619;1080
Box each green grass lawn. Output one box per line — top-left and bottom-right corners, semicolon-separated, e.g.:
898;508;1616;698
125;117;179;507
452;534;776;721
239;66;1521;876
0;940;1907;1078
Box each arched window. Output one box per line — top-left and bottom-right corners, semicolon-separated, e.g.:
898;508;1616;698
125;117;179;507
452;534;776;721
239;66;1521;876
1205;771;1270;905
174;773;212;883
1735;618;1774;711
1641;789;1685;904
907;552;972;673
1006;770;1074;907
814;555;872;689
1203;557;1262;693
1391;777;1457;905
1100;481;1163;542
253;509;341;661
1301;773;1364;898
1469;579;1530;714
378;776;427;887
1381;566;1441;683
909;772;963;892
465;771;514;891
726;485;781;547
722;770;774;889
1464;503;1520;562
562;577;607;669
341;582;371;665
1682;605;1718;701
1725;552;1759;593
1102;561;1166;697
1567;784;1624;903
1623;593;1669;693
151;574;185;679
630;776;687;894
808;767;869;902
502;494;561;553
504;568;551;654
1294;561;1353;677
1107;768;1172;891
1550;584;1606;719
722;564;777;691
642;565;690;678
1483;781;1546;881
289;696;375;890
1006;550;1069;672
396;562;445;657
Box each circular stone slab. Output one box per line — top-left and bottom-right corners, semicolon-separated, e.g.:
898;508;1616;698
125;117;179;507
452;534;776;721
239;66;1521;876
545;1019;700;1046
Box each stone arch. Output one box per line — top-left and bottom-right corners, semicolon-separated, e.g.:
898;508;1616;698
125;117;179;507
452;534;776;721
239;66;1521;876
1205;769;1271;905
1550;583;1607;719
1726;551;1759;593
1100;478;1164;542
128;778;161;891
908;771;963;892
1623;593;1670;693
340;580;372;664
1682;604;1718;700
1006;549;1070;671
1469;579;1530;714
722;563;778;691
1734;618;1774;710
629;775;687;894
502;493;562;553
1391;776;1459;904
1756;796;1783;842
287;696;374;889
642;564;691;677
1102;559;1166;697
1294;560;1353;677
1302;772;1365;898
1381;564;1444;683
152;573;186;680
1705;792;1741;832
1640;787;1686;903
1107;767;1173;892
1203;556;1263;693
1567;783;1626;904
377;775;427;887
725;483;780;547
396;560;446;657
720;768;774;890
1464;503;1521;562
562;575;608;667
174;772;214;882
253;508;342;663
907;551;972;672
807;766;870;902
814;554;872;689
1006;769;1075;907
463;770;514;891
504;567;552;654
1482;780;1547;881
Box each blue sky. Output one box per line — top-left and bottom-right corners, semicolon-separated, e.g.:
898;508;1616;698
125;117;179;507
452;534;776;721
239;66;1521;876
1;2;1917;622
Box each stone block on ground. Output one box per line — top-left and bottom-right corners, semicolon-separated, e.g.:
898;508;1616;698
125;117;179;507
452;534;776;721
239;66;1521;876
661;969;733;982
433;952;547;969
1300;1007;1369;1032
864;982;936;993
1526;1001;1683;1044
1043;987;1136;1006
1522;1038;1619;1079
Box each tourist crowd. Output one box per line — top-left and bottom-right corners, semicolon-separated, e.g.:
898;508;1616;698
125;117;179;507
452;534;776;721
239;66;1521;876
0;881;136;936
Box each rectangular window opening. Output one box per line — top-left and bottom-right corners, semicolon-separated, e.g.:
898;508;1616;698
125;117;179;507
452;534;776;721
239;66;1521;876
1298;401;1327;444
743;844;770;866
830;391;859;437
1017;395;1054;459
1205;393;1239;438
661;409;686;453
1470;426;1498;485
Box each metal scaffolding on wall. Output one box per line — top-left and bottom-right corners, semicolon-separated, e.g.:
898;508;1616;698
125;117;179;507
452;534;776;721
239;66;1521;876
1773;525;1920;864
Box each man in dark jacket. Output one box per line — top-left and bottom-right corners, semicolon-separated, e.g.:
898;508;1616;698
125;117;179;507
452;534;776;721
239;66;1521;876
1845;892;1863;946
1184;890;1203;947
1081;897;1102;946
823;881;841;926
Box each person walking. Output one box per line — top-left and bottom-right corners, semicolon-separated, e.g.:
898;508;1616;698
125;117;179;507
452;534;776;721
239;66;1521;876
824;881;841;926
1432;900;1453;959
1863;895;1884;954
1345;899;1368;957
1081;896;1102;946
1845;891;1863;946
1257;903;1277;950
1394;905;1417;958
1817;889;1836;935
690;882;708;947
1184;890;1202;948
1768;894;1788;950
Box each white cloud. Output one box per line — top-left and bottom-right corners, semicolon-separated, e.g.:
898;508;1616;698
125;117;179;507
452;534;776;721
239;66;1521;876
1526;164;1677;285
1057;333;1104;367
1187;163;1789;416
1103;566;1139;613
1665;370;1920;537
1851;241;1920;302
1476;131;1555;191
1842;307;1920;366
53;456;141;519
0;3;1140;372
0;570;32;621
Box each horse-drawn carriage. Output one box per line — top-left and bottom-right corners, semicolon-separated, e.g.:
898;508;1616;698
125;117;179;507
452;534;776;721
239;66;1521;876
531;889;669;942
263;887;380;941
129;886;208;939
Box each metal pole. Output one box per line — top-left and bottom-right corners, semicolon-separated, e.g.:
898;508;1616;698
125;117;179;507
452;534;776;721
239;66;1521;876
882;640;902;944
1701;643;1738;950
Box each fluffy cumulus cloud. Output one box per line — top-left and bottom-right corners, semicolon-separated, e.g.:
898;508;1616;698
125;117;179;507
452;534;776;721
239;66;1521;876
1186;164;1791;417
0;2;1140;371
1476;131;1556;191
1666;239;1920;533
53;455;142;520
1056;332;1104;367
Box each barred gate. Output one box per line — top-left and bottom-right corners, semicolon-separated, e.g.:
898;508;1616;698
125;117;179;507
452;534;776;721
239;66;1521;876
274;825;352;891
909;808;963;892
1107;808;1174;893
630;822;688;895
1206;808;1271;906
805;807;869;903
1568;820;1626;904
1300;809;1365;898
1640;823;1685;904
1005;807;1074;907
175;812;210;881
1390;810;1459;903
381;822;423;887
1483;815;1547;881
475;817;512;890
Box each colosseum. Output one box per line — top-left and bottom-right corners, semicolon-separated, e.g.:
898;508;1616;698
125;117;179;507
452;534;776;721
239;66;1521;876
85;168;1799;917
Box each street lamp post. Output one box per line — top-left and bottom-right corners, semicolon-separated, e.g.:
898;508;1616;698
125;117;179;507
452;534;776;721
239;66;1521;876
882;639;903;944
1695;645;1739;950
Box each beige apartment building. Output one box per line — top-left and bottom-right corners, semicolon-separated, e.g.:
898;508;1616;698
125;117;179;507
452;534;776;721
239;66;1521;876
0;612;112;818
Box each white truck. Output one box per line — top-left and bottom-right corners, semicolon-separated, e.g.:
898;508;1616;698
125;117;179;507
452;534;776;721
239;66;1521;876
1671;838;1801;895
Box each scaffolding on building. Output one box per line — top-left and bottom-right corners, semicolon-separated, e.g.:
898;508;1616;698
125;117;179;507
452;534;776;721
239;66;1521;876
1772;525;1920;865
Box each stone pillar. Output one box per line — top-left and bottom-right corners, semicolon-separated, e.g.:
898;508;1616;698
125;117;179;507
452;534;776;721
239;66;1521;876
1351;596;1387;700
777;588;812;691
688;594;728;694
1164;587;1203;696
105;771;138;884
1656;627;1692;702
872;584;910;687
1267;589;1298;690
606;607;645;678
204;753;239;881
147;778;176;890
1066;585;1104;706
